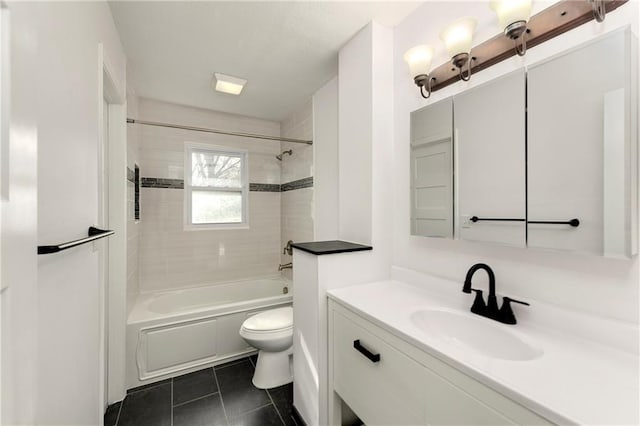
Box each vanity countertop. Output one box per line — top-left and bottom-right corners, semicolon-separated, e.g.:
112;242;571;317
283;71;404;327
328;278;639;425
291;240;372;255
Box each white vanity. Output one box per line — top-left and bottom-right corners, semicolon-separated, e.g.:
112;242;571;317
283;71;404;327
327;270;639;425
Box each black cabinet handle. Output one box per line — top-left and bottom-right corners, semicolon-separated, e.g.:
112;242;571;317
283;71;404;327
353;339;380;363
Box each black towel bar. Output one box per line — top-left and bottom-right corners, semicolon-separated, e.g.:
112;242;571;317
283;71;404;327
37;227;115;255
470;216;525;223
528;219;580;227
470;216;580;227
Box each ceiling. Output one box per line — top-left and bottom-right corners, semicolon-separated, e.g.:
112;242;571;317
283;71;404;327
109;1;422;122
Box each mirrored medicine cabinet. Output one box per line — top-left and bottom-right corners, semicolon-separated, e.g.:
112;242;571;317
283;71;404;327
409;28;638;258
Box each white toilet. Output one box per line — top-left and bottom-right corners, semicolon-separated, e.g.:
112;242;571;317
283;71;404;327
239;306;293;389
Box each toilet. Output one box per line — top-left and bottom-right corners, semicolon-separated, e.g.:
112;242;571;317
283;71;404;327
239;306;293;389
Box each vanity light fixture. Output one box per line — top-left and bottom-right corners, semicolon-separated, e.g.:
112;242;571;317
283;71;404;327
490;0;533;56
212;73;247;95
404;45;435;99
589;0;606;22
406;0;628;100
440;17;477;82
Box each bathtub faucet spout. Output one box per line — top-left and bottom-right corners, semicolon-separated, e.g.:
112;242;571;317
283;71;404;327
278;262;293;271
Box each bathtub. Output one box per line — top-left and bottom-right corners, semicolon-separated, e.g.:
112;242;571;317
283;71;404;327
126;276;292;389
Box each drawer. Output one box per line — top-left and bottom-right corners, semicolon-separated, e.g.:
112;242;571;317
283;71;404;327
331;305;519;426
332;310;428;426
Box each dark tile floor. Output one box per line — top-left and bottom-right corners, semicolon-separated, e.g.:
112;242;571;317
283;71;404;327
105;355;298;426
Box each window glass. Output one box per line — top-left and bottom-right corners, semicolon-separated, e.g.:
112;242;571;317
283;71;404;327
192;191;242;224
191;151;242;188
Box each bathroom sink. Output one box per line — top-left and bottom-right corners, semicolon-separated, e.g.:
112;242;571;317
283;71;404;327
409;308;543;361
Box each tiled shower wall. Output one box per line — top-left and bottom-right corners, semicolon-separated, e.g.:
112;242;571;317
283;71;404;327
136;98;282;293
280;100;314;280
126;91;140;313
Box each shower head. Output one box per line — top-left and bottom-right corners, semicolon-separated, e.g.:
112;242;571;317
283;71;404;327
276;149;293;161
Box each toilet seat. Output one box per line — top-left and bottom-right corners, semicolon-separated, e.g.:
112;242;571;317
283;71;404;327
242;307;292;333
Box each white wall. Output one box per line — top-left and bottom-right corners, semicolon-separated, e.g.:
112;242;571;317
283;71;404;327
393;2;640;323
137;98;282;293
2;2;129;424
291;20;395;426
127;86;140;313
338;25;373;245
313;77;340;241
280;100;314;280
1;3;38;423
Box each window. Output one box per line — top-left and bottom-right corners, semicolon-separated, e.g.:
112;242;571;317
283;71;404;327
185;144;248;229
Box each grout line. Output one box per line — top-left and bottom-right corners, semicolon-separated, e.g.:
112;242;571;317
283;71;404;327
228;402;275;420
172;391;220;408
170;378;174;426
213;367;230;426
114;400;123;426
266;389;286;426
248;356;255;369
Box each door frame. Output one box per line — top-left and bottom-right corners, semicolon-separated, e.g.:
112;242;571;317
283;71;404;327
98;43;127;413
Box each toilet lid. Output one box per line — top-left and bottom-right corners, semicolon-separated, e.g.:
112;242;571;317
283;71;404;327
242;307;293;332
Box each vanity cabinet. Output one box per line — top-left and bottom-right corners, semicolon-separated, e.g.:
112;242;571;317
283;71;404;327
527;30;637;257
456;69;526;247
328;300;551;426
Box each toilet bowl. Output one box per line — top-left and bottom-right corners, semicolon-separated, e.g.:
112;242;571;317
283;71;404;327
239;306;293;389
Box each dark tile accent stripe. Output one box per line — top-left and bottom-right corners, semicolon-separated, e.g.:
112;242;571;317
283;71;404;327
127;167;135;183
141;178;184;189
281;177;313;192
140;177;314;192
134;166;140;220
250;183;281;192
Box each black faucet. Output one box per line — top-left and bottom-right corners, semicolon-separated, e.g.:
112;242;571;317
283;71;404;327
463;263;499;319
463;263;529;324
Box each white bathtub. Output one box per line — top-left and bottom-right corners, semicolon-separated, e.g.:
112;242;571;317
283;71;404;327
126;276;292;389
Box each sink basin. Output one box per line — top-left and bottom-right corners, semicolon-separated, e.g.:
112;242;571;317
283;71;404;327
410;308;543;361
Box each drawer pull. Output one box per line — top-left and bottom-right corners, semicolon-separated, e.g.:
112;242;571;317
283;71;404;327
353;339;381;363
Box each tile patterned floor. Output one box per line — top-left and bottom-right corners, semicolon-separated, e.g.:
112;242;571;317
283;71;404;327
105;356;298;426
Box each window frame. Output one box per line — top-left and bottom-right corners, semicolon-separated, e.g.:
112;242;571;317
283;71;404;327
184;142;249;230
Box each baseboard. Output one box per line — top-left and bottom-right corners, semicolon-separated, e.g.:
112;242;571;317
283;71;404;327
292;405;307;426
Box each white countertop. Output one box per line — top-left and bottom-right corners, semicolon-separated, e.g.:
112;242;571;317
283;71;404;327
328;278;639;425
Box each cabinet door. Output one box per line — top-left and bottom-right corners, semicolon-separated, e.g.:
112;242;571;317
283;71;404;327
528;30;634;256
456;70;526;246
332;310;428;425
410;98;453;238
